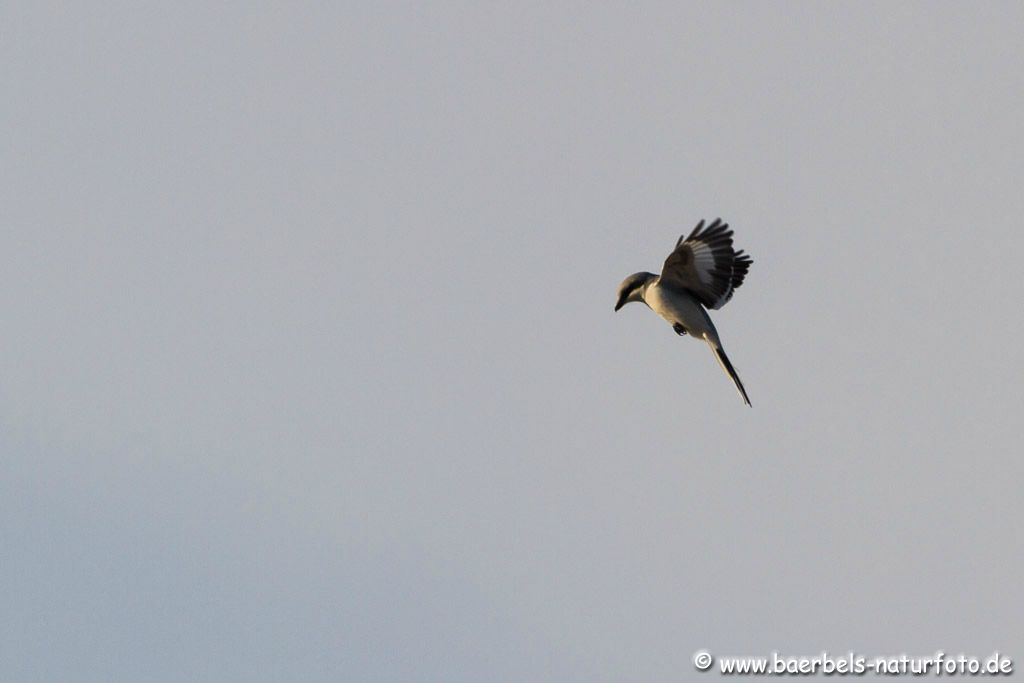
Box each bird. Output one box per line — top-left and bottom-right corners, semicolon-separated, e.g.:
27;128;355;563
615;218;753;406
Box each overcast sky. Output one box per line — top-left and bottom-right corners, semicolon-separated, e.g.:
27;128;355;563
3;2;1022;681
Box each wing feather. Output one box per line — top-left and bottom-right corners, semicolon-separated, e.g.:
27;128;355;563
661;218;753;309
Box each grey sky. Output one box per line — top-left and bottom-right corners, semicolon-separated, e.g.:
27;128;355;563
3;2;1022;681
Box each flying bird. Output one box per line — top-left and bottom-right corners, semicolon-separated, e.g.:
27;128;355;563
615;219;753;406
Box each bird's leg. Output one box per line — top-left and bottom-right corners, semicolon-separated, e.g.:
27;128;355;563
673;323;688;336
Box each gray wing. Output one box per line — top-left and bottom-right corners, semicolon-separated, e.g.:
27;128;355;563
660;218;752;310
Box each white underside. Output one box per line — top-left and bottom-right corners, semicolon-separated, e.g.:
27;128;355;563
643;279;718;343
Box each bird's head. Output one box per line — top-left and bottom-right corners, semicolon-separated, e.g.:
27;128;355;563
614;272;656;311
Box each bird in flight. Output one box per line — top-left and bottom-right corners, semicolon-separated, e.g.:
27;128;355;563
615;219;753;406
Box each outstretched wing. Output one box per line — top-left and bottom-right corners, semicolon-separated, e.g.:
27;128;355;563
660;218;752;310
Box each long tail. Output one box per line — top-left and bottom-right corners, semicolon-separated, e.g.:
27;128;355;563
703;334;751;406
